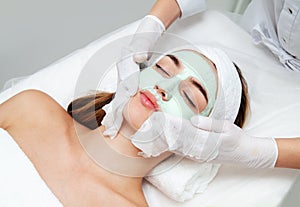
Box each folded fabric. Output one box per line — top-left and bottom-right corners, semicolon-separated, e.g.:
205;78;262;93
145;154;220;202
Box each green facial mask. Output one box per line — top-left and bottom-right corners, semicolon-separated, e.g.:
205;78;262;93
139;50;217;119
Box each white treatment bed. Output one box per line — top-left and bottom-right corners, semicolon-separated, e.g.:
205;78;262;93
1;11;300;207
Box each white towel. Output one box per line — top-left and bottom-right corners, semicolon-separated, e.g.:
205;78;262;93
145;155;220;202
0;128;62;207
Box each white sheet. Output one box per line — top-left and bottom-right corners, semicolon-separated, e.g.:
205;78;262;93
1;10;300;207
0;129;62;206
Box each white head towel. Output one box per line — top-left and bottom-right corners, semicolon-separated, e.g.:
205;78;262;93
195;45;242;122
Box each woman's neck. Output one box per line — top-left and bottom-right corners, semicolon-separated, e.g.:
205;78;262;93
72;122;148;206
74;122;170;177
100;123;142;158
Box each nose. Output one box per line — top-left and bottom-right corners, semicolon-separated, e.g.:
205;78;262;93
154;85;170;101
155;76;180;101
154;85;172;101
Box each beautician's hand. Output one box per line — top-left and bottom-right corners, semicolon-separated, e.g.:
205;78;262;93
131;112;278;168
190;115;278;168
130;15;165;64
117;47;140;94
102;48;140;138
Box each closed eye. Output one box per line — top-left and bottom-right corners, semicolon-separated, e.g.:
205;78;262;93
155;64;170;77
183;91;196;108
179;78;208;114
192;80;208;102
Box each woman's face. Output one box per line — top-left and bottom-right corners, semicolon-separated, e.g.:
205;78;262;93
123;49;218;130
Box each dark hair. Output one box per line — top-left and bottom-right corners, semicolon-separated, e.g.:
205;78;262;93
67;92;114;129
233;63;249;127
68;65;249;129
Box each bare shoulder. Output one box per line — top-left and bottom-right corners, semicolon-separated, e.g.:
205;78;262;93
0;89;72;130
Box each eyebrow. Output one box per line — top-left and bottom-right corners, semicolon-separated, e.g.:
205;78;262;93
166;54;180;66
192;80;208;102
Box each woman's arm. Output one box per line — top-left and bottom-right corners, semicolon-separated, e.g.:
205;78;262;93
0;95;19;130
0;103;5;129
149;0;207;28
149;0;181;29
275;138;300;169
0;90;67;131
0;90;42;130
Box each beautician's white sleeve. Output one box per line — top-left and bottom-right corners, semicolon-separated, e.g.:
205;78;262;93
176;0;207;19
277;0;300;58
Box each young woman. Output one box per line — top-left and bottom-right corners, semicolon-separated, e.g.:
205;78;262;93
0;48;248;206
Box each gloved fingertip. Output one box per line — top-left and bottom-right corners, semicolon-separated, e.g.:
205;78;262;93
102;125;119;139
191;115;230;133
137;151;151;158
152;111;167;121
129;88;139;96
133;54;148;63
190;115;212;127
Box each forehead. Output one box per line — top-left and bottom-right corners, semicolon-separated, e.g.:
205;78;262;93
173;49;214;67
159;49;217;80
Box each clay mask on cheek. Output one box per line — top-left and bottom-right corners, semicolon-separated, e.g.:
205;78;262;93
139;50;217;119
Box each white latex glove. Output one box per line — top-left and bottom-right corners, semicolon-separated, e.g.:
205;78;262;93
102;48;140;138
130;15;165;64
131;112;278;168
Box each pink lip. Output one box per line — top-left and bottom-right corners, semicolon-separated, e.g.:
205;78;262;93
140;90;159;111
